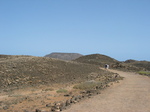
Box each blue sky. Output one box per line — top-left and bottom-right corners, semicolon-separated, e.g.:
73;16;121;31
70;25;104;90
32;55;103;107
0;0;150;61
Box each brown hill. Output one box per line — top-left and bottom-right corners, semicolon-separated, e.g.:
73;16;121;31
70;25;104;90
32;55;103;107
124;59;137;63
44;52;83;61
74;54;119;67
124;60;150;71
0;55;114;90
74;54;147;72
0;55;123;112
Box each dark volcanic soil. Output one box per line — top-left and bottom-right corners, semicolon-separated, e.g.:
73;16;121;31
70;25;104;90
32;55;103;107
0;55;101;89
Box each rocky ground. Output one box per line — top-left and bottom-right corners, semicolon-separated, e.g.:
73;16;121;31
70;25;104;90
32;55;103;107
0;73;122;112
0;55;122;112
0;55;101;89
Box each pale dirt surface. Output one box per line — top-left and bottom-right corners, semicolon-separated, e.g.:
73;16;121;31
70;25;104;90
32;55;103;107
63;69;150;112
0;84;76;112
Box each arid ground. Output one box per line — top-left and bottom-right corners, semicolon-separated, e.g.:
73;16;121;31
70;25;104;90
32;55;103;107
0;55;121;112
0;54;150;112
63;69;150;112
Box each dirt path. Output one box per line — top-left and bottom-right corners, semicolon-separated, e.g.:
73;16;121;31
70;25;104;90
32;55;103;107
63;69;150;112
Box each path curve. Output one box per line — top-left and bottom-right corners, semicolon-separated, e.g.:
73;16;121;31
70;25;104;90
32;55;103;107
63;69;150;112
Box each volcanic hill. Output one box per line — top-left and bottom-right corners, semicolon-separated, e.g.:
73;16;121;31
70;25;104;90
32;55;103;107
124;59;150;71
0;54;110;89
0;54;124;112
74;54;147;71
44;52;83;61
74;54;119;67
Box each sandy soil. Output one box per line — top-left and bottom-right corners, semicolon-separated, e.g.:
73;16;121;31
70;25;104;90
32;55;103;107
0;84;77;112
63;69;150;112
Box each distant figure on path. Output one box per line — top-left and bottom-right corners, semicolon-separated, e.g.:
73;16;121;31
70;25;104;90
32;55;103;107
107;64;109;69
105;64;109;69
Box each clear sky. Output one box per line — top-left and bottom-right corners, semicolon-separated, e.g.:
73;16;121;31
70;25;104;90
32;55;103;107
0;0;150;61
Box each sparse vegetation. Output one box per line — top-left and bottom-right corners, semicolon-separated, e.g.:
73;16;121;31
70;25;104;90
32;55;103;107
8;94;22;97
56;89;68;93
129;61;150;71
73;81;103;90
44;88;54;91
138;71;150;76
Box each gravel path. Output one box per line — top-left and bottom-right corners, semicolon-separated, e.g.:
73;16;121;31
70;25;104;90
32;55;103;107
63;69;150;112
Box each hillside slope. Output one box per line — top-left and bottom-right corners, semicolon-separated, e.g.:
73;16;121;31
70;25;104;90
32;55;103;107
0;55;123;112
74;54;119;67
124;60;150;71
74;54;147;71
45;52;83;60
0;55;109;89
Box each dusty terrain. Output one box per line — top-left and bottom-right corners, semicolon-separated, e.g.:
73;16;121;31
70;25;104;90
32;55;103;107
1;54;149;112
0;55;102;89
0;55;121;112
0;70;120;112
63;69;150;112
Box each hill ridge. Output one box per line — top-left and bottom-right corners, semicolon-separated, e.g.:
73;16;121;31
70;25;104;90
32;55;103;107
44;52;83;60
74;53;119;66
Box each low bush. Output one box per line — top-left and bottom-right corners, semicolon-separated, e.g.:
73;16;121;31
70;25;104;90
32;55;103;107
73;81;103;90
138;71;150;76
56;89;68;93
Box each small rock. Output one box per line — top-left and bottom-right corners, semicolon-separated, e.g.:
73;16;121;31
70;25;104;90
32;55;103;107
3;106;9;110
78;95;82;99
70;97;75;103
35;109;41;112
106;84;110;87
65;99;71;106
64;94;70;97
54;109;60;112
46;104;51;107
97;91;101;94
24;110;30;112
3;89;8;92
51;107;55;111
59;102;66;111
116;81;120;83
80;90;86;94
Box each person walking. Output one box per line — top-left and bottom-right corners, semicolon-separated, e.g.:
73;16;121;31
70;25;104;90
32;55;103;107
105;64;109;69
107;64;109;69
